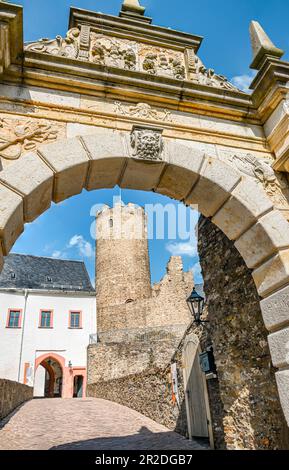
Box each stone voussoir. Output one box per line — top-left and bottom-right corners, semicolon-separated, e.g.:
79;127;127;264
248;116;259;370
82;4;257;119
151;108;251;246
156;141;205;200
275;370;289;426
261;284;289;332
212;178;274;241
268;327;289;368
81;130;128;190
0;183;24;255
186;157;242;217
38;137;90;203
253;249;289;298
235;210;289;269
0;152;54;223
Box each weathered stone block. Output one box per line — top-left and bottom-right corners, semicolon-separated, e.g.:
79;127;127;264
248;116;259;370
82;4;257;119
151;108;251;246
186;158;241;217
156;165;198;200
261;285;289;331
0;153;54;223
253;249;289;297
275;370;289;426
235;211;289;269
157;142;204;200
212;179;273;241
268;327;289;368
0;183;23;255
121;159;165;191
38;138;89;202
81;131;127;190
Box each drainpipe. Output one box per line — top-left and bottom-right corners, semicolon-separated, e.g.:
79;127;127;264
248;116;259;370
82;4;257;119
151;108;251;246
17;289;28;382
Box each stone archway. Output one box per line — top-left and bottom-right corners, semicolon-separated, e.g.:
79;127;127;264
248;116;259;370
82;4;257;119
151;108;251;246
0;128;289;423
2;0;289;449
34;353;65;398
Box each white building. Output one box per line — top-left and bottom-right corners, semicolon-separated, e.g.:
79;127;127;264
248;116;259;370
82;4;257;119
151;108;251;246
0;254;96;398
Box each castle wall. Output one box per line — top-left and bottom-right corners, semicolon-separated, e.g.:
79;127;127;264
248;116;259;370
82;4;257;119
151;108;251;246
87;324;191;435
198;216;289;450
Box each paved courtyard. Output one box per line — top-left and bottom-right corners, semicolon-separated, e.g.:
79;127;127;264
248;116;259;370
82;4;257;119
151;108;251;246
0;398;208;450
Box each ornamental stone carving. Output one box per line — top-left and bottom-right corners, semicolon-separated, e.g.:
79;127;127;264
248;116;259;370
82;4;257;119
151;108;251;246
24;28;240;90
90;34;137;70
25;28;80;59
0;117;59;163
130;126;164;161
186;49;240;91
115;101;172;122
229;153;289;208
141;47;186;80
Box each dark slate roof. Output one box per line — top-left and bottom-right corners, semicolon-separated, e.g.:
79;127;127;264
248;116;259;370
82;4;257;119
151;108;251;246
0;254;95;292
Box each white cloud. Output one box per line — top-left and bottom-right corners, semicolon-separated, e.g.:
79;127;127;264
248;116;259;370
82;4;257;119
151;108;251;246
166;241;197;258
231;71;256;93
52;250;63;259
191;261;203;284
68;235;94;258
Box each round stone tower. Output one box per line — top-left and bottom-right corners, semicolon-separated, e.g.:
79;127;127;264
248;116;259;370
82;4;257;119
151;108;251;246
95;203;151;330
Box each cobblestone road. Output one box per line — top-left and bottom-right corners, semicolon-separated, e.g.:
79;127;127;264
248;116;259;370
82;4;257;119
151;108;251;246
0;398;208;450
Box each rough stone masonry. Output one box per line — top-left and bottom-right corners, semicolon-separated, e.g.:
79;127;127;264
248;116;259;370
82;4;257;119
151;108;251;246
198;216;289;450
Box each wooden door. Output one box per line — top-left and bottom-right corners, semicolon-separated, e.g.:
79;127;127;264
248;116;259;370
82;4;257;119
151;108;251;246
183;334;213;446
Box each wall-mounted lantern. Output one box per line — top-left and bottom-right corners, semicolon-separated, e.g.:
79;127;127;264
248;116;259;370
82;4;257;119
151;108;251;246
199;347;217;378
186;287;207;324
68;360;72;369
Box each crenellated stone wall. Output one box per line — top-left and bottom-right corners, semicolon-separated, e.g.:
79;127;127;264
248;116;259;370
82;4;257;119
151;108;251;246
0;379;32;421
198;216;289;450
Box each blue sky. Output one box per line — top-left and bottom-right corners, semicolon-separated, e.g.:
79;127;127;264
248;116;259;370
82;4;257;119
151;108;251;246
10;0;289;285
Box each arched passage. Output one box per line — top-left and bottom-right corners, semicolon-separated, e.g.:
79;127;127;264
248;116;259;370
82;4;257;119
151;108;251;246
0;128;289;423
34;353;65;398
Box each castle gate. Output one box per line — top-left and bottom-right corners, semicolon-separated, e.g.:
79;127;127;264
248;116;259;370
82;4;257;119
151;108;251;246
1;0;289;436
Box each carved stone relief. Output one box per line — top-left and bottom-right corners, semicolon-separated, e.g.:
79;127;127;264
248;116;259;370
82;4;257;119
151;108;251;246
115;101;172;122
90;34;137;70
140;46;186;80
131;126;164;161
225;152;289;209
25;28;80;59
186;48;240;91
24;29;239;90
0;116;60;165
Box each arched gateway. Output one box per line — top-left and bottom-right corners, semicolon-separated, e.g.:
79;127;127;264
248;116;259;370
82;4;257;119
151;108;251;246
1;0;289;430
